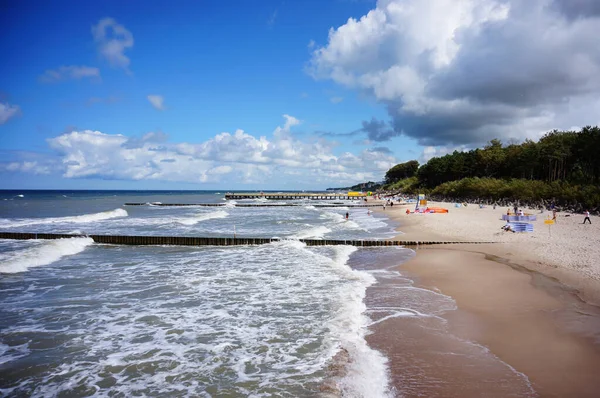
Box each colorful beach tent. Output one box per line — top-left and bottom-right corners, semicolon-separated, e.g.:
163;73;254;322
426;207;448;213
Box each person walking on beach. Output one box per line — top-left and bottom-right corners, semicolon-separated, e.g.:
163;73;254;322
583;210;591;224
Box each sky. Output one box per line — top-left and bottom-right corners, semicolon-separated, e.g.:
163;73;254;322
1;0;600;190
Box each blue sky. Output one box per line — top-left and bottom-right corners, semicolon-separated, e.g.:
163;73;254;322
2;0;600;189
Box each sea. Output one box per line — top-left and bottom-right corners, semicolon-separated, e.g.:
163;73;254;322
0;190;419;397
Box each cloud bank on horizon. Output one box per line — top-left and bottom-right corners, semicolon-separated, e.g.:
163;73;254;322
309;0;600;146
2;0;600;188
2;115;396;186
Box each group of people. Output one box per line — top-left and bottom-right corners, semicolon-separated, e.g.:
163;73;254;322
507;207;526;217
506;204;592;225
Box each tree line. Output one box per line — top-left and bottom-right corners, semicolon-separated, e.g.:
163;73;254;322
384;127;600;209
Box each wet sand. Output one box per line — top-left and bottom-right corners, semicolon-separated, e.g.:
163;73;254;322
365;203;600;397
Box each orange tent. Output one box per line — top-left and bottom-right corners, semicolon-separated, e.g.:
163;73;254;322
426;207;449;213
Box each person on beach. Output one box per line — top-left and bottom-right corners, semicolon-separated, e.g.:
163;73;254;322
552;209;557;223
507;208;510;216
406;209;410;215
583;210;591;224
501;223;514;232
345;212;349;220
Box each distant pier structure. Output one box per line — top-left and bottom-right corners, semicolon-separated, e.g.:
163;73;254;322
224;192;367;200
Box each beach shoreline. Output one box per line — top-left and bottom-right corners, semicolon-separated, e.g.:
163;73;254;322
364;200;600;397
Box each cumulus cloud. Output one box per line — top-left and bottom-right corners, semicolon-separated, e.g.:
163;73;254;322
0;102;20;125
2;115;398;186
40;65;100;83
309;0;600;146
92;18;134;71
147;95;165;111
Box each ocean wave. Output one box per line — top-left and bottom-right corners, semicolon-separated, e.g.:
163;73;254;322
0;208;128;228
320;211;362;230
0;238;94;274
175;210;229;225
293;225;331;239
303;244;390;397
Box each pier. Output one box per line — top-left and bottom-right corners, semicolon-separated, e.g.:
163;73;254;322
224;192;367;200
124;203;384;208
0;232;493;247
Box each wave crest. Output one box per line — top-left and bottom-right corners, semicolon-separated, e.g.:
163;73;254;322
1;208;128;228
176;210;229;226
0;238;94;274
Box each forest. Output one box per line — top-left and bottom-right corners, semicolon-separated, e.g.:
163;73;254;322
384;126;600;209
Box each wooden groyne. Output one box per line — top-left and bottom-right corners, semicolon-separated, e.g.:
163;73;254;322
124;203;384;208
224;192;367;200
0;232;493;247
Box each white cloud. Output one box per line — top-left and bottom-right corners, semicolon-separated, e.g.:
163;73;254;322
92;18;134;71
3;161;50;174
420;145;468;162
2;115;398;186
309;0;600;146
147;95;165;111
0;102;20;125
40;66;100;83
330;96;344;104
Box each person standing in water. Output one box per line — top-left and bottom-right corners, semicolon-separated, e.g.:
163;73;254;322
345;212;349;220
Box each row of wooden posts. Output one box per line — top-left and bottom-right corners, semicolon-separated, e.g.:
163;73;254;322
0;232;492;247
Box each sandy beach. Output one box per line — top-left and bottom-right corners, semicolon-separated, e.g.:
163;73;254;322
367;201;600;397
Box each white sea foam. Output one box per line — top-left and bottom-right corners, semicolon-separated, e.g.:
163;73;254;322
175;210;229;225
0;238;94;274
1;208;128;228
321;211;345;223
16;194;24;198
312;245;392;397
0;243;378;395
0;197;402;395
0;343;30;365
293;225;331;239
